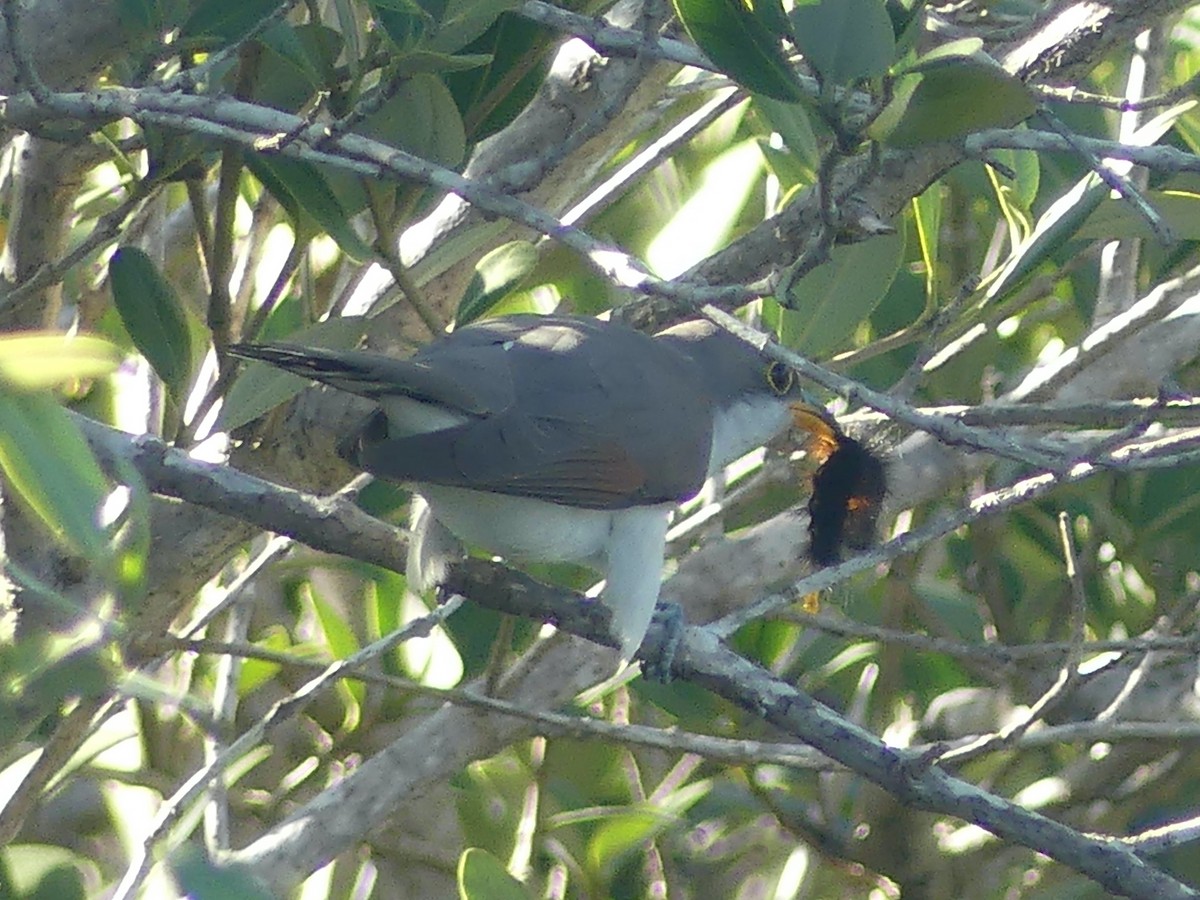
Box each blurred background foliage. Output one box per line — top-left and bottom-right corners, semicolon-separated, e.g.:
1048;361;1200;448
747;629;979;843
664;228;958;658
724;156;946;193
2;0;1200;897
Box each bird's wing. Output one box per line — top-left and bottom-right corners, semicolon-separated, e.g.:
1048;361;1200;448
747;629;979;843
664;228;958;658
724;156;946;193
358;319;718;508
231;315;719;508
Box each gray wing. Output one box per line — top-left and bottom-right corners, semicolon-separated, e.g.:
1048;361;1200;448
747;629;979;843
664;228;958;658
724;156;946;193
351;317;717;509
230;315;717;509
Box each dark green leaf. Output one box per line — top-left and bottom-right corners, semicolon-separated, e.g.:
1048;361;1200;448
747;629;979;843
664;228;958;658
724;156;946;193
370;0;434;50
776;229;905;356
245;156;375;261
117;0;160;30
109;247;195;401
753;0;793;40
672;0;805;102
790;0;895;84
396;51;494;77
456;241;539;325
181;0;283;46
169;845;275;900
256;23;341;96
429;0;521;55
457;848;532;900
444;14;552;142
0;391;110;561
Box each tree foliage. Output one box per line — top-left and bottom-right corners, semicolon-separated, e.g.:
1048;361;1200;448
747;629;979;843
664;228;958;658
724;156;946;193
2;0;1200;897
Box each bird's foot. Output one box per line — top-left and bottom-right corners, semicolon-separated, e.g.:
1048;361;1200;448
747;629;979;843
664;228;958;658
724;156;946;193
637;601;685;683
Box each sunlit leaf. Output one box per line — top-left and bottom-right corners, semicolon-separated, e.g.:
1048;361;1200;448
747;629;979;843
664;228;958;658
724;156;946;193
0;333;122;391
0;391;110;561
457;241;539;325
457;848;531;900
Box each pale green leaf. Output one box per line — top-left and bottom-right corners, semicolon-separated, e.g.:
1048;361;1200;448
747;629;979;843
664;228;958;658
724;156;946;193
457;241;540;325
0;391;110;561
457;848;531;900
0;333;122;391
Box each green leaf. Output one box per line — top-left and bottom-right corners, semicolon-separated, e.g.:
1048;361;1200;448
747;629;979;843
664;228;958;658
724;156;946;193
355;73;467;170
117;0;160;30
1078;190;1200;241
672;0;805;102
0;333;122;391
991;146;1040;211
443;14;551;143
790;0;895;85
457;848;531;900
220;317;370;431
0;391;110;561
306;584;365;708
648;139;765;278
776;229;905;356
873;52;1035;146
256;23;341;97
983;178;1107;304
1;845;98;899
370;0;433;50
169;845;275;900
753;0;794;41
912;184;941;303
588;810;669;870
395;51;494;77
753;95;821;174
181;0;283;46
456;241;539;325
108;247;195;402
245;155;375;261
429;0;521;55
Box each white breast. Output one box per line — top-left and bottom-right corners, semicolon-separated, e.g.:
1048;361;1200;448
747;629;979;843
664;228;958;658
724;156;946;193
419;484;620;566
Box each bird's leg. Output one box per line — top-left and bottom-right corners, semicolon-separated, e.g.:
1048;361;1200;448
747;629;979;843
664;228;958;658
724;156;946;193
407;496;466;602
638;601;685;683
601;506;672;666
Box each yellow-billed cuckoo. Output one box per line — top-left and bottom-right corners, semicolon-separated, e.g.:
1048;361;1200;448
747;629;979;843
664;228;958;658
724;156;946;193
227;315;814;662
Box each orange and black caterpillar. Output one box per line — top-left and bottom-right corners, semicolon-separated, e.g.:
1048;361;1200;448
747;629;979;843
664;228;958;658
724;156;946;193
794;409;888;566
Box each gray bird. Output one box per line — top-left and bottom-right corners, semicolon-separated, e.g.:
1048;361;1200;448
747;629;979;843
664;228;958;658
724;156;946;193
227;315;813;663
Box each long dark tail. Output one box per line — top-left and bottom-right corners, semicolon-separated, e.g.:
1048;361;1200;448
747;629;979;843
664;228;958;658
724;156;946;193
225;343;404;399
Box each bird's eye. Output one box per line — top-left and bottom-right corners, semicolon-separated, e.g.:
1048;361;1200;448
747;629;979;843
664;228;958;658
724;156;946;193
765;361;793;395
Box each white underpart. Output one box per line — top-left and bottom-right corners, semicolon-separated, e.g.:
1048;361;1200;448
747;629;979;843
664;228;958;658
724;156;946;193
392;384;792;660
